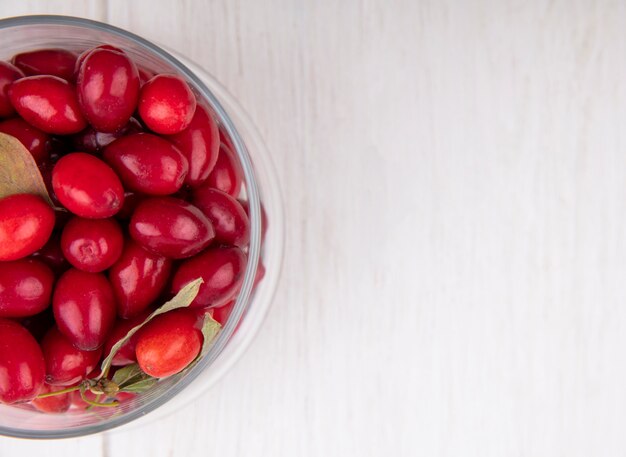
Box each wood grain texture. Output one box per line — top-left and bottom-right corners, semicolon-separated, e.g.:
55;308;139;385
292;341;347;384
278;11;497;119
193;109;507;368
3;0;626;456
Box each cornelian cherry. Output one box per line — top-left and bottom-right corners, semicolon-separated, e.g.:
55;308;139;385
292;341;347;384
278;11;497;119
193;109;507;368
129;197;214;259
0;61;24;117
77;48;140;132
52;152;125;218
0;194;55;261
8;75;87;134
138;74;196;134
0;319;45;403
0;259;54;318
192;188;250;247
0;117;51;164
103;312;149;366
12;48;77;81
52;269;117;351
61;217;124;272
204;142;243;197
135;308;202;378
31;383;72;413
108;240;172;319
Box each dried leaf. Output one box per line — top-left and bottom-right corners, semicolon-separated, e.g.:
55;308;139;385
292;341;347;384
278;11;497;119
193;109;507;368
0;132;53;205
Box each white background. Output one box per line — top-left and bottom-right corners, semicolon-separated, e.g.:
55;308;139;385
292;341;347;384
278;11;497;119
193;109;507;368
2;1;626;456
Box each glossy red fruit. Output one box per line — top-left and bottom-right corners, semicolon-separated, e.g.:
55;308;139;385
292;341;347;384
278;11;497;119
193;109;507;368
218;125;235;152
135;309;202;378
210;300;234;326
129;197;214;259
12;49;77;81
138;74;197;134
71;117;142;154
41;326;102;386
31;383;72;413
77;48;140;132
0;259;54;318
0;117;51;163
52;269;117;350
52;152;125;218
137;67;154;85
0;194;55;261
8;75;87;134
192;188;250;247
205;143;243;197
103;133;188;195
108;240;172;319
31;232;71;273
0;61;24;117
103;312;149;366
240;199;268;241
171;246;247;307
61;217;123;272
0;319;45;403
166;105;219;187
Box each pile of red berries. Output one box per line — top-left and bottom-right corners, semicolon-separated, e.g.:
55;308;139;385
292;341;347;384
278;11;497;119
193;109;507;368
0;45;263;411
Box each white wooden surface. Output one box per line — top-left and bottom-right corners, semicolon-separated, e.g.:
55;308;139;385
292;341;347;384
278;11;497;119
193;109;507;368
2;0;626;455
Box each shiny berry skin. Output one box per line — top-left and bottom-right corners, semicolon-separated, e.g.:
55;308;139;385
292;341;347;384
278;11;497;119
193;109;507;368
172;246;247;307
61;217;124;272
103;133;188;195
0;194;55;261
52;152;125;218
0;259;54;318
8;75;87;134
12;49;77;81
205;143;243;197
75;45;123;74
218;125;235;152
138;74;197;134
240;199;268;241
130;197;215;259
210;300;234;326
108;240;172;319
135;309;202;378
77;48;140;132
192;188;250;247
166;105;219;187
0;319;45;403
52;269;117;351
71;117;142;154
31;383;72;413
103;312;149;366
41;326;102;386
0;117;51;164
0;61;24;117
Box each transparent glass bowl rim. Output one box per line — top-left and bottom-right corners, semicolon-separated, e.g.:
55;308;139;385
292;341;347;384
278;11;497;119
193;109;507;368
0;14;262;439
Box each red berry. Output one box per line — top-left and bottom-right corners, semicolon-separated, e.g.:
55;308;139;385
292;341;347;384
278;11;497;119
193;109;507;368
0;318;45;404
103;133;188;195
12;49;77;81
240;199;268;242
205;143;243;197
135;308;202;378
77;48;140;132
52;268;117;350
75;45;123;73
218;125;235;153
0;117;51;164
8;75;87;134
0;61;24;117
108;240;172;319
0;259;54;318
103;312;149;366
61;217;124;272
171;246;247;307
139;74;197;134
31;383;72;413
130;197;215;259
52;152;125;218
0;194;55;261
137;67;154;85
210;300;234;326
166;105;219;187
192;188;250;247
41;326;102;386
70;117;142;154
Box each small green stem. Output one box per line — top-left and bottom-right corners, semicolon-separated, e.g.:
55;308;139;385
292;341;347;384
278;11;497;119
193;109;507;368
35;385;80;399
80;389;119;408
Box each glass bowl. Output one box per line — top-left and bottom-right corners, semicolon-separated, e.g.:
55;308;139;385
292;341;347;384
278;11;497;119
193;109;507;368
0;15;283;438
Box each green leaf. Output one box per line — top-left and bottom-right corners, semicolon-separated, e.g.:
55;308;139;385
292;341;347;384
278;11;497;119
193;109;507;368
111;364;145;387
119;377;157;393
99;278;204;379
0;132;54;206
